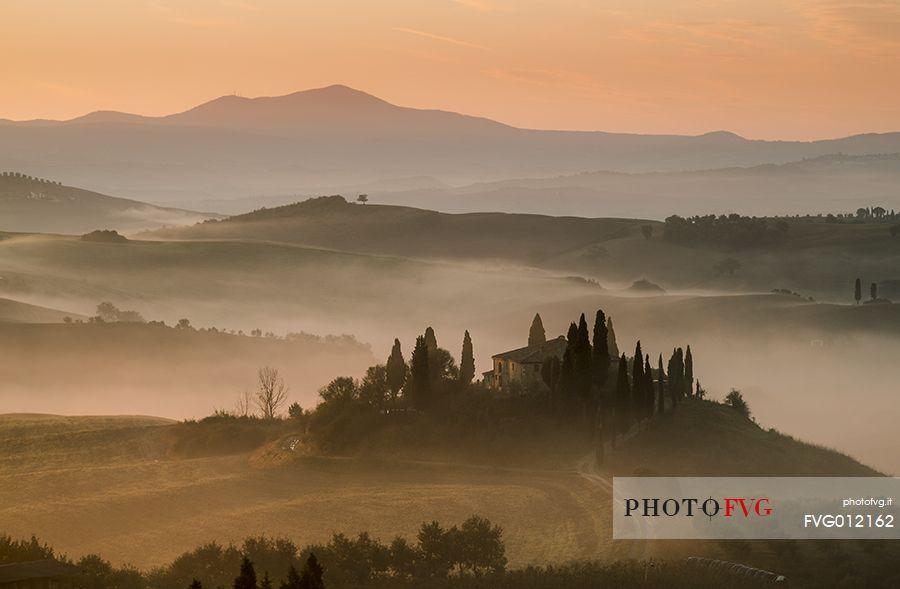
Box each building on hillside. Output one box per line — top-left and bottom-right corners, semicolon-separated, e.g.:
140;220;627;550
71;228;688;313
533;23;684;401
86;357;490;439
0;559;79;589
483;335;568;393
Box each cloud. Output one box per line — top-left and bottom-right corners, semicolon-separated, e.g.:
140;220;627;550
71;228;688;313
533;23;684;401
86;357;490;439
794;0;900;56
393;27;491;50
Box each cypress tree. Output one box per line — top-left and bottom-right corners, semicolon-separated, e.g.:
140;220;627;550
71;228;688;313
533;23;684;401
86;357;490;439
560;322;579;404
656;354;665;416
644;354;653;419
871;282;878;301
424;326;438;350
684;345;694;399
667;350;679;410
592;309;610;389
299;553;325;589
386;338;407;400
233;557;257;589
615;354;630;441
606;317;619;358
631;341;644;421
408;335;431;409
855;278;862;304
260;572;272;589
528;313;546;347
460;330;475;385
280;566;301;589
575;314;593;406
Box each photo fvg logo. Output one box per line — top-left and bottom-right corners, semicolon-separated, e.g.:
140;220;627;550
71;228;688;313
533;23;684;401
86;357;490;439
624;497;773;518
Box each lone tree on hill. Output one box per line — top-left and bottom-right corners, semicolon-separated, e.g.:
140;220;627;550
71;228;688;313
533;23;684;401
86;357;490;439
528;313;546;347
356;193;368;204
233;557;257;589
255;366;289;419
460;330;475;385
855;278;862;304
386;339;407;402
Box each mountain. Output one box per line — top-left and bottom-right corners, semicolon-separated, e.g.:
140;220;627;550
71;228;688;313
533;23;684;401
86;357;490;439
368;154;900;218
0;173;219;234
2;85;900;208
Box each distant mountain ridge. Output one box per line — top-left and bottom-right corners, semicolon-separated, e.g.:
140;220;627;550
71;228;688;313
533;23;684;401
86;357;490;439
2;85;900;208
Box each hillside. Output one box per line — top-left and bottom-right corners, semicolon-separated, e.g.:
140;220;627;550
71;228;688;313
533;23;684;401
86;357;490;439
0;296;80;323
3;86;900;207
147;196;900;302
0;173;218;233
0;402;878;571
370;154;900;219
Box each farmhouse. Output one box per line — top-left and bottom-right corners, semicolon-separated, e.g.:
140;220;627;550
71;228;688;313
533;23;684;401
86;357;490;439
483;335;568;393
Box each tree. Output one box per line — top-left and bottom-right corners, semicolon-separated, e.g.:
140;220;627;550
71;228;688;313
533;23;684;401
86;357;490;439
255;367;289;419
259;572;272;589
528;313;546;348
298;553;324;589
424;327;438;351
855;278;862;304
725;389;751;418
417;521;453;579
177;318;192;329
233;557;257;589
871;282;878;301
631;341;644;422
606;317;619;358
279;566;301;589
644;355;654;420
386;339;407;403
319;376;358;405
456;516;507;575
541;356;561;398
656;354;665;416
641;225;654;240
359;365;389;411
873;206;886;219
356;194;368;204
614;354;630;441
684;345;694;399
591;310;610;389
407;336;431;410
559;322;578;402
574;314;593;406
460;330;475;385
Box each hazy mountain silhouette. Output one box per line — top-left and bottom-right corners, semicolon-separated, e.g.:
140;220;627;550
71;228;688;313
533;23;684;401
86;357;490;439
2;85;900;207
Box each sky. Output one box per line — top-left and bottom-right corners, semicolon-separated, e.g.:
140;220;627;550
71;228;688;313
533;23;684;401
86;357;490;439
2;0;899;139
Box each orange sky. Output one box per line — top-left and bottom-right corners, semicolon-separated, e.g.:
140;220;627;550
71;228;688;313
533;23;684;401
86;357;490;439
2;0;899;139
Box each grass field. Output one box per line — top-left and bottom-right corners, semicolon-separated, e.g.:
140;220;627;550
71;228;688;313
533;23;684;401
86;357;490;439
0;414;613;569
0;401;878;571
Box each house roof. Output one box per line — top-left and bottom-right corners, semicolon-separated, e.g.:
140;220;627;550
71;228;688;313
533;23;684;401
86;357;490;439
492;335;568;364
0;560;80;584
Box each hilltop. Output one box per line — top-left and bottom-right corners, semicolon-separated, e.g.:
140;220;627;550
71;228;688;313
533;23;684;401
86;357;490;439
3;86;900;207
0;173;218;234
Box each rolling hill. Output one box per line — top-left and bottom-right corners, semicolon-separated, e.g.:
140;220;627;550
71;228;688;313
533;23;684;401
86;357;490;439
3;85;900;208
0;173;218;234
0;401;879;571
367;154;900;219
